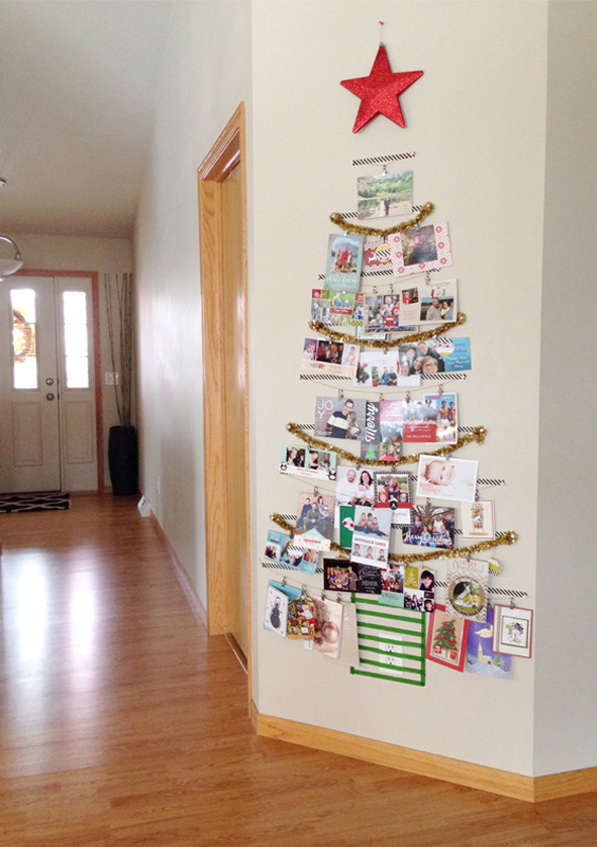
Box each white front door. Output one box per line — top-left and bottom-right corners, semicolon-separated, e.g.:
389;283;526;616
0;275;98;494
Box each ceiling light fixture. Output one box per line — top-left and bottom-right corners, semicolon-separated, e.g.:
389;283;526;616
0;235;23;281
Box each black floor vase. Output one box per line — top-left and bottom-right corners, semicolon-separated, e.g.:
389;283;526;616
108;426;139;496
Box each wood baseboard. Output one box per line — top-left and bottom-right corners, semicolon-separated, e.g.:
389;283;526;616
255;712;597;803
149;509;208;631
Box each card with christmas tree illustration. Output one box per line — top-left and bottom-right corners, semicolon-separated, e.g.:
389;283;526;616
426;605;469;671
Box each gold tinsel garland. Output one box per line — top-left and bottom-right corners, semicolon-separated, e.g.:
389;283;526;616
330;202;435;238
270;512;518;565
286;422;487;466
309;312;466;349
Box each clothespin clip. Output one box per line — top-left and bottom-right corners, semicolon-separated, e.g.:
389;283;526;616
281;576;287;587
379;394;384;403
388;283;394;295
510;597;516;609
425;272;432;287
338;388;344;400
382;164;387;177
337;593;342;604
373;286;378;294
405;392;411;404
438;384;444;396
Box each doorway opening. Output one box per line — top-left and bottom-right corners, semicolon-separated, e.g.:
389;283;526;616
197;104;252;701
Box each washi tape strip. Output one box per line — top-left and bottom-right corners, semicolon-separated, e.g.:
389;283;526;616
352;151;417;167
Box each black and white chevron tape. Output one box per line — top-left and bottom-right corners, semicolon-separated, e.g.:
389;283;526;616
351;151;416;167
337;203;425;221
434;581;527;598
300;373;352;381
421;372;468;382
294;424;480;435
261;560;324;575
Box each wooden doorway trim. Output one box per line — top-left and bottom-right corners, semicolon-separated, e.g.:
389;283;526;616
197;103;251;685
15;268;104;492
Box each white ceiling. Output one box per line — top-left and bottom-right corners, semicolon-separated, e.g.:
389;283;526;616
0;1;174;239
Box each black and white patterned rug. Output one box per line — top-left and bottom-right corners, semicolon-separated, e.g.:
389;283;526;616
0;493;71;513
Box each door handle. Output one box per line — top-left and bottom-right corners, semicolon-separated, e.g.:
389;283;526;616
46;393;55;401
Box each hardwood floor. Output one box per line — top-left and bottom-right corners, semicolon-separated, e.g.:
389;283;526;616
1;494;596;846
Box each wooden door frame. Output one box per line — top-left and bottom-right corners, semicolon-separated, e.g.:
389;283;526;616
197;104;252;686
15;268;104;492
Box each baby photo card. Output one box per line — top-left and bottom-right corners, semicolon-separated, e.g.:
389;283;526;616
416;455;478;503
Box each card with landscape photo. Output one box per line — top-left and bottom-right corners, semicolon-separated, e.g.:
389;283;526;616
416;455;478;503
402;504;455;550
357;170;413;219
280;444;337;482
461;500;495;540
402;393;458;444
351;505;392;568
294;491;335;551
354;349;400;388
324;233;364;292
389;221;453;277
314;396;380;443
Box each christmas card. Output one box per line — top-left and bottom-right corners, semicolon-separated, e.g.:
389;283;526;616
311;289;358;327
445;557;489;623
398;337;471;377
362;293;403;334
280;443;337;482
401;279;458;327
403;393;458;444
324;233;364;292
461;500;495;540
351;505;392;568
263;584;289;638
354;349;400;388
357;170;413;219
492;605;533;659
314;396;380;443
466;607;512;679
294;491;335;551
402;504;455;550
416;455;478;503
389;221;453;277
426;605;469;671
374;471;412;524
313;596;344;658
302;338;359;378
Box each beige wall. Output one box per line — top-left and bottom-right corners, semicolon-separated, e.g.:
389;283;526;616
134;0;596;778
134;1;252;604
6;231;132;486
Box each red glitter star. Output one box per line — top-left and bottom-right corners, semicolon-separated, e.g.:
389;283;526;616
341;45;423;132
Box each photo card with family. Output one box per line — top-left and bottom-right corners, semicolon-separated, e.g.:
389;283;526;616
404;565;436;613
399;279;458;326
324;233;365;292
302;338;359;378
461;500;495;540
294;491;335;551
351;505;392;567
445;558;489;623
357;170;413;219
416;455;478;503
389;221;453;277
315;396;380;443
379;399;404;450
402;393;458;444
402;504;456;550
323;558;382;595
334;466;378;523
311;289;358;327
374;471;412;525
263;529;306;568
354;349;401;389
362;293;403;334
398;338;471;377
280;443;337;482
492;605;533;659
466;607;512;679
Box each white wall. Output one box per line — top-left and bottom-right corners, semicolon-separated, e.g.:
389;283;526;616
135;1;252;603
534;1;597;776
7;231;132;484
250;0;547;776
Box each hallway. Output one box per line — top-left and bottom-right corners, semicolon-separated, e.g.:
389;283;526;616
0;495;595;846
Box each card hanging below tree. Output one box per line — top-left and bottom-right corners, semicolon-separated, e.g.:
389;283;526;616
426;605;469;672
466;607;512;679
263;583;289;638
313;596;344;658
492;605;533;659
